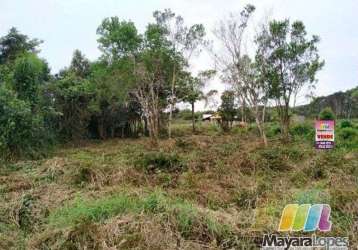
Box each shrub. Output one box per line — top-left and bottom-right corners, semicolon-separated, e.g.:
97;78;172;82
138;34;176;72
290;122;314;137
305;164;327;180
338;127;357;140
233;189;257;209
18;194;35;232
256;147;291;171
135;152;186;173
319;107;336;120
266;123;281;137
0;87;51;159
340;120;353;128
175;138;192;149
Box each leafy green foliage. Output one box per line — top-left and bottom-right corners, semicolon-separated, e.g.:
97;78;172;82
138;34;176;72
219;90;236;131
0;86;49;159
338;127;357;141
12;53;46;104
70;49;90;78
255;19;324;141
290;122;315;141
97;18;142;60
48;73;95;140
340;119;353;128
319;107;336;120
0;27;42;64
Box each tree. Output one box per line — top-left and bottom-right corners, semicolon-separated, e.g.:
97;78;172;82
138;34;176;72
0;86;48;159
212;4;255;123
132;24;174;143
255;19;324;142
218;90;236;132
89;60;141;139
12;53;46;105
0;27;42;65
236;55;268;145
70;50;91;78
97;18;142;61
48;73;95;141
96;16;175;143
0;28;43;86
181;70;216;132
153;9;207;138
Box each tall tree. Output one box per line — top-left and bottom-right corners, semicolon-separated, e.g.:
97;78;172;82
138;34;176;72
236;55;268;145
133;24;174;143
212;4;255;123
255;19;324;141
97;18;142;62
153;9;207;138
70;50;91;78
0;27;42;64
12;53;46;105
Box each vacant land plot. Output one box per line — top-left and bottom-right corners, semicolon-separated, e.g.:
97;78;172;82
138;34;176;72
0;123;357;249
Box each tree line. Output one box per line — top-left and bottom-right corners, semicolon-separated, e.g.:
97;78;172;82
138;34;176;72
0;5;325;159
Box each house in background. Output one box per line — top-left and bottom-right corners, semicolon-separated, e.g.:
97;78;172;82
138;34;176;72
202;113;222;123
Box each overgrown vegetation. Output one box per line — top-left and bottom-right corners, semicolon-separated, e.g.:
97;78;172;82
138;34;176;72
1;3;358;250
0;121;357;249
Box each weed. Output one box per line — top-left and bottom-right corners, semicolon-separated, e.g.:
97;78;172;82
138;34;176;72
18;194;35;232
255;147;291;171
338;127;357;140
135;152;186;173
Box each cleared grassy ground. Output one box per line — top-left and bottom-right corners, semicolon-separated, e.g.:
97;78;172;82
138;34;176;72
0;121;357;249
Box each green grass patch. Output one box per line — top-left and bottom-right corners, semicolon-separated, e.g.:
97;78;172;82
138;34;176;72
48;191;232;240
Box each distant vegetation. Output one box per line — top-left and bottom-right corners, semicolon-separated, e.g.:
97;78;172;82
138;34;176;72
0;3;332;159
295;86;358;119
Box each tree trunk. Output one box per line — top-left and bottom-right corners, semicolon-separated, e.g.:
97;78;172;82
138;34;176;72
255;106;268;146
281;104;290;143
168;65;176;139
241;98;247;122
98;117;106;140
191;102;195;132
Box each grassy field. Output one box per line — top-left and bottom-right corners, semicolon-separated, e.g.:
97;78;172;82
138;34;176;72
0;121;357;249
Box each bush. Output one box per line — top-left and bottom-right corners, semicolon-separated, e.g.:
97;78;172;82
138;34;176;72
338;127;357;140
266;123;281;137
290;122;314;140
0;87;51;159
290;122;313;135
319;107;336;120
135;152;186;173
256;147;291;171
337;127;358;149
340;120;353;128
305;164;327;180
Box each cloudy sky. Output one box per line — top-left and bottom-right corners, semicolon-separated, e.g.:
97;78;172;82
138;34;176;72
1;0;357;108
